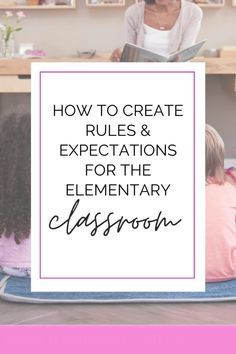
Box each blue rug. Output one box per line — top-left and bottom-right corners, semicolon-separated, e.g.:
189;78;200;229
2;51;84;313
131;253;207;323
0;273;8;286
1;276;236;303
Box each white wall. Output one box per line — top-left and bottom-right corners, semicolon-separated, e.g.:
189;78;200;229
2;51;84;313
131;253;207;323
0;0;236;56
206;76;236;158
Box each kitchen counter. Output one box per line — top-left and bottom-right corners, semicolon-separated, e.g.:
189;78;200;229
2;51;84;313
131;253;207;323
0;56;236;93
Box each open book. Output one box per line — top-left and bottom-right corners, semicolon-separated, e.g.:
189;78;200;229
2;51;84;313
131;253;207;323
120;40;206;62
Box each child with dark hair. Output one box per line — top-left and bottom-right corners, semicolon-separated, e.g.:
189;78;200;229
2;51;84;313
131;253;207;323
0;109;31;277
206;124;236;282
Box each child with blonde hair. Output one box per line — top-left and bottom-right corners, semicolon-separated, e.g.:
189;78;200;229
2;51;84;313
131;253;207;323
206;124;236;281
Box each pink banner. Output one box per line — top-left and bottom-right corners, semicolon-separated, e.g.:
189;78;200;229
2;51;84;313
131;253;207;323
0;326;235;354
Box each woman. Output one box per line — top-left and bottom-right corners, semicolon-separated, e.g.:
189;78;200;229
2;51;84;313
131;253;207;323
0;109;31;277
111;0;203;61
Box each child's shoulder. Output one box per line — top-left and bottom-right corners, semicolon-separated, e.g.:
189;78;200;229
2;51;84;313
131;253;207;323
207;182;236;202
224;181;236;191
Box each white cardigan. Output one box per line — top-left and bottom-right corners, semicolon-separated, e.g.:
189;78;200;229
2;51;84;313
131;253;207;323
125;1;203;53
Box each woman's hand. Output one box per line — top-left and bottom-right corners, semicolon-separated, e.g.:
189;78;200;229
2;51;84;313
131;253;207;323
110;48;122;62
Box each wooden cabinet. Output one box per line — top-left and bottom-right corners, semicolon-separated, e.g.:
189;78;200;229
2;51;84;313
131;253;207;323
193;0;224;8
0;0;76;9
134;0;225;8
85;0;125;7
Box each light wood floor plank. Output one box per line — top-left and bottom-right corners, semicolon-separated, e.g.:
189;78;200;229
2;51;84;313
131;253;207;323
1;300;236;324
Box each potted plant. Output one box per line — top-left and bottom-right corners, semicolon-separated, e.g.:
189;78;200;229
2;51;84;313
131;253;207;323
0;11;25;58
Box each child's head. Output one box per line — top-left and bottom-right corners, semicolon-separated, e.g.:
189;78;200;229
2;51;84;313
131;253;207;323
205;124;225;184
0;108;30;243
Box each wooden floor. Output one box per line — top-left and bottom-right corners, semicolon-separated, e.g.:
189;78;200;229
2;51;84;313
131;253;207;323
1;299;236;324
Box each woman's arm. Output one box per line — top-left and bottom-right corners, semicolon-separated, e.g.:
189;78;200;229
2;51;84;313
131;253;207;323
180;5;203;50
124;6;138;45
111;5;138;61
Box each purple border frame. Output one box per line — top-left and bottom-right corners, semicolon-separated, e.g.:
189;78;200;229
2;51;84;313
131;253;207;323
39;70;196;280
